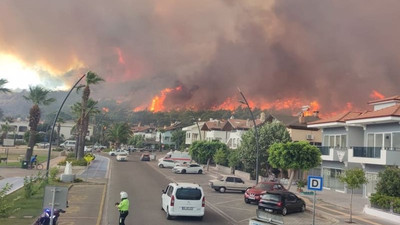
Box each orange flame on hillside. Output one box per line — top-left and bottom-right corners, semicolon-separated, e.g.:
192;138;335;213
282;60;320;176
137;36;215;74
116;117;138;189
102;107;109;113
370;90;385;100
150;86;182;112
116;48;125;64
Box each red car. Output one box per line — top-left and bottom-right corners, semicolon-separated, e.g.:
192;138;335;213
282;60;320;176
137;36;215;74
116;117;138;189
244;182;286;204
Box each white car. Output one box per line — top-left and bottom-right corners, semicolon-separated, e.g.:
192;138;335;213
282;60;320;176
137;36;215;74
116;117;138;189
172;164;203;174
161;182;205;220
158;159;180;168
116;153;128;161
108;149;129;156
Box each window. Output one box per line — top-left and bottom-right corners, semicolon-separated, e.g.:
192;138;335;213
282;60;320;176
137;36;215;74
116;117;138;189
393;133;400;149
235;178;243;183
18;126;28;132
368;133;394;149
175;188;202;200
226;177;234;182
324;134;347;147
287;194;296;202
167;186;173;197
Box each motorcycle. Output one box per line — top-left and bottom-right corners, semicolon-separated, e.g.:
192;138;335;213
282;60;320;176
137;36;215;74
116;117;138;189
35;208;66;225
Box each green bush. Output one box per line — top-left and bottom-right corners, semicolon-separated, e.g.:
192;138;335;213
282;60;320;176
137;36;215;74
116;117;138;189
0;183;14;218
370;193;395;209
58;159;87;166
49;167;59;181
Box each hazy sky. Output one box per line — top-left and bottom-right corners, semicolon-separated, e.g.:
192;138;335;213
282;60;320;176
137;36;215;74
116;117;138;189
1;0;400;115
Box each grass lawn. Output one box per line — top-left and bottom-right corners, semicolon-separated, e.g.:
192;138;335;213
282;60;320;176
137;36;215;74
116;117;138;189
0;179;69;225
0;147;61;168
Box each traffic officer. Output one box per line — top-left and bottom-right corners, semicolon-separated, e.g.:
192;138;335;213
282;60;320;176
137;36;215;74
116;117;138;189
115;191;130;225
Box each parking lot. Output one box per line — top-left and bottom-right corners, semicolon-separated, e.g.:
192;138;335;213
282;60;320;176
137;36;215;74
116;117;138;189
146;157;335;225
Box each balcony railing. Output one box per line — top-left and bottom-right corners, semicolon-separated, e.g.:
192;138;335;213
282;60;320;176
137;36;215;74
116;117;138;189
352;147;381;158
318;146;330;155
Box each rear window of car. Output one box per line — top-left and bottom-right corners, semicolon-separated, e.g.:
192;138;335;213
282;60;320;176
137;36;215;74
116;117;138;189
175;188;202;200
261;193;282;202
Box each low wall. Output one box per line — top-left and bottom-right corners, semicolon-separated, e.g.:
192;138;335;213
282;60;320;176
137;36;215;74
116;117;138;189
215;164;255;184
216;164;232;175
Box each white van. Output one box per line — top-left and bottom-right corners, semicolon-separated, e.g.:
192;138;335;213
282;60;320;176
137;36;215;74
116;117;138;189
159;150;191;164
161;182;205;220
60;140;76;150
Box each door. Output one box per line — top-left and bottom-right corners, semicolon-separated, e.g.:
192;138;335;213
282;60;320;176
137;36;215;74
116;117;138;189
225;177;235;190
234;177;244;190
162;185;172;211
285;194;298;212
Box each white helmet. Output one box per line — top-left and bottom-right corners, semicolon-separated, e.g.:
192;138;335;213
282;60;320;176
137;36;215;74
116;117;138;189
120;191;128;199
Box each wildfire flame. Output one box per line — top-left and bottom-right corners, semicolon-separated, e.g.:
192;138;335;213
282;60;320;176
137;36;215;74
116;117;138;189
102;107;109;113
116;48;125;65
150;86;182;112
370;90;385;100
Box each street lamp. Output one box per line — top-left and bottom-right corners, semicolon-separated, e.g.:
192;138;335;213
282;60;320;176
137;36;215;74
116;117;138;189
238;88;260;185
45;73;87;178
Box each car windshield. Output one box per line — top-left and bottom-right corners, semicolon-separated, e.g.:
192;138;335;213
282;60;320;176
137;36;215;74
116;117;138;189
175;188;202;200
255;183;273;190
261;193;281;202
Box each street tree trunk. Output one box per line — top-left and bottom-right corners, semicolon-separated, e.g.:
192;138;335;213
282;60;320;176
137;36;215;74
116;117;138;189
286;169;295;191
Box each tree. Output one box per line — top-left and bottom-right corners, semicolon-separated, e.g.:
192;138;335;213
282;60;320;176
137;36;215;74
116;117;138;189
375;166;400;197
0;79;11;94
23;86;55;161
71;99;100;159
128;135;145;148
339;168;368;223
189;141;228;171
213;148;228;166
268;141;321;190
238;121;291;179
77;71;104;159
171;130;186;150
106;123;132;148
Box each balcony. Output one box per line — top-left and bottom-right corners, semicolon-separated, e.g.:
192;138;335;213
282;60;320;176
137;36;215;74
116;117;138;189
348;147;400;165
318;146;347;162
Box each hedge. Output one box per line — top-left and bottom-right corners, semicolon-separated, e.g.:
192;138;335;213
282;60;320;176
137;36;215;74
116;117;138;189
370;193;400;214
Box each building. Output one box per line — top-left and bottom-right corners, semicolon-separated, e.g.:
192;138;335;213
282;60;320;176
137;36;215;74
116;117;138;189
308;95;400;197
182;122;205;145
155;122;182;149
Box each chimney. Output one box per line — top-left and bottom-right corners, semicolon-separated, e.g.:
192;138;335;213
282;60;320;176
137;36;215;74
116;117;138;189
313;111;319;118
299;113;305;124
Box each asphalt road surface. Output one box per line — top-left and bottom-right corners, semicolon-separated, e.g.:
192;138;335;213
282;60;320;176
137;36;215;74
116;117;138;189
103;152;335;225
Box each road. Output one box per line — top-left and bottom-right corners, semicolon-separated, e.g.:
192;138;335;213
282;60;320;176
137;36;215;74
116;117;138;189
103;152;335;225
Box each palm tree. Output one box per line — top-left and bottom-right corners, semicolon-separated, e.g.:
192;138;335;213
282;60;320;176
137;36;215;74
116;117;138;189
56;118;65;147
0;79;11;93
77;71;103;158
23;86;55;161
71;99;100;159
106;123;132;149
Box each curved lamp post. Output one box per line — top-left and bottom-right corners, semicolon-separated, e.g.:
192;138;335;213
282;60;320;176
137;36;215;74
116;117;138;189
238;88;260;185
45;73;86;177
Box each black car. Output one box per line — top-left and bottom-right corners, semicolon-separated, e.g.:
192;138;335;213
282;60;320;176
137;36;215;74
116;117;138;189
258;191;306;216
140;153;150;161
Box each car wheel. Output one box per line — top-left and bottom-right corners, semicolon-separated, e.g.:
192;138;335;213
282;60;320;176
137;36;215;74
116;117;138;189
198;170;202;174
244;198;250;204
219;187;226;193
282;207;288;216
159;164;164;168
301;204;306;212
181;169;186;174
166;207;172;220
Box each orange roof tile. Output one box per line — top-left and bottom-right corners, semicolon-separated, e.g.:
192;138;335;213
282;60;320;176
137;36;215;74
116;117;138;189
347;104;400;120
368;95;400;104
308;111;362;125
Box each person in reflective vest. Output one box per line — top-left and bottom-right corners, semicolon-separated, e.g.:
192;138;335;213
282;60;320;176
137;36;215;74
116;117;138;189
115;191;130;225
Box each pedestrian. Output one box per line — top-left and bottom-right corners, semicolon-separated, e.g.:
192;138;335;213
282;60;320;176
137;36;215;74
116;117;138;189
30;154;38;169
115;191;130;225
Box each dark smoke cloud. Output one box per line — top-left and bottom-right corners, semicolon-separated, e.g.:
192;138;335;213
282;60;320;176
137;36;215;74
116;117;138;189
1;0;400;115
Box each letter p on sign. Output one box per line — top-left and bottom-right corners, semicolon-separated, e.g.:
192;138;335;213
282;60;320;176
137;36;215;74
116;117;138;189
307;176;323;191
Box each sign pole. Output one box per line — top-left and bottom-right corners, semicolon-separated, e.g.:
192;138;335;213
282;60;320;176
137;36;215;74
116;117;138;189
312;190;316;225
49;187;56;225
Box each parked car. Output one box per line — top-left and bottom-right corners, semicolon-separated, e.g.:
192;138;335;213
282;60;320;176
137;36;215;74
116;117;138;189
116;153;128;161
93;143;107;150
140;153;151;161
108;149;129;156
36;142;50;148
161;182;205;220
84;146;93;152
172;163;203;174
244;181;286;204
258;191;306;216
158;159;179;168
209;175;253;193
60;140;76;150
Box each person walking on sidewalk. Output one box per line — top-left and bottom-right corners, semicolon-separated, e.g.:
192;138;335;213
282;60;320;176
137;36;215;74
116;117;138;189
115;191;130;225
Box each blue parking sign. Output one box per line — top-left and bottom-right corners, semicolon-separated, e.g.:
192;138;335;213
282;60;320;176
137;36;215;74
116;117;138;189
307;176;323;191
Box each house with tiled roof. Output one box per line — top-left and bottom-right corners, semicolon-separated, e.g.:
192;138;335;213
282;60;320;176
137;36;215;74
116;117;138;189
201;118;228;143
222;117;265;149
155;122;182;149
131;123;157;141
308;95;400;197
